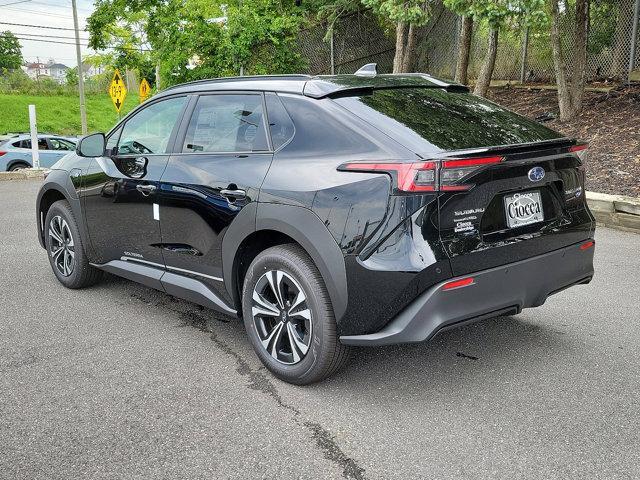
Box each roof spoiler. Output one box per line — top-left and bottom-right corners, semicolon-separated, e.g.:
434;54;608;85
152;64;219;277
304;68;470;98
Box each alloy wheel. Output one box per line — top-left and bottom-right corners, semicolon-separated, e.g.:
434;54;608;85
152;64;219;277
48;215;75;277
251;270;313;365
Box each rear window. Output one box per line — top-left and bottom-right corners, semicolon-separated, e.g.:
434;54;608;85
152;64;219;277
333;88;562;153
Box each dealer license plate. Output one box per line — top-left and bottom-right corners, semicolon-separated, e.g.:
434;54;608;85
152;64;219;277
504;191;544;228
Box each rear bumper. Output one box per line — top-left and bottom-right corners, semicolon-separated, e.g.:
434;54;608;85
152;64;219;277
340;240;595;346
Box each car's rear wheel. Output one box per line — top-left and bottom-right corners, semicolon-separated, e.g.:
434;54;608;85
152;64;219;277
242;244;350;385
44;200;102;289
9;162;30;172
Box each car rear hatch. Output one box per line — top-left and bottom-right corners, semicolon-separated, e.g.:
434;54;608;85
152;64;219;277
435;140;594;276
332;84;595;277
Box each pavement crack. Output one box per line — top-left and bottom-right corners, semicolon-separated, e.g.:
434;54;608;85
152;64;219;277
456;351;479;361
130;289;364;478
304;421;367;480
208;331;300;415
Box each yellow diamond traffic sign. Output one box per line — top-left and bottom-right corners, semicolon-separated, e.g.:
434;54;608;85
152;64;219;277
139;78;151;103
109;69;127;113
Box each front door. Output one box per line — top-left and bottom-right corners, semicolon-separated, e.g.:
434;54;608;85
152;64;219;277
158;93;273;303
82;95;188;265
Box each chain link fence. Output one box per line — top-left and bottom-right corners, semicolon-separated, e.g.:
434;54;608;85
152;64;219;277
299;0;640;83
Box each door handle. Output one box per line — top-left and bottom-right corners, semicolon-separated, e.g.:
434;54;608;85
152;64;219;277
220;188;246;200
136;184;157;196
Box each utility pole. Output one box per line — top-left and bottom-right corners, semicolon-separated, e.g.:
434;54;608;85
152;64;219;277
72;0;87;135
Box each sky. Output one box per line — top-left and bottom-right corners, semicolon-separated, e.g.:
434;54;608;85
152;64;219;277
1;0;96;66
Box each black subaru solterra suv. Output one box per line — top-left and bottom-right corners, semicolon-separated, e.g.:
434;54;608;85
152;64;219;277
37;69;595;384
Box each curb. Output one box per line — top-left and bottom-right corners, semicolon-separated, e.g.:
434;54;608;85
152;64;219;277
586;191;640;234
0;169;47;181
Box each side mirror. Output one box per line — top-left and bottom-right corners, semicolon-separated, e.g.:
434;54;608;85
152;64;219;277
76;133;106;158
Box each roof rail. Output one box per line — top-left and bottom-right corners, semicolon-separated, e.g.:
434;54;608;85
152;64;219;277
162;74;313;92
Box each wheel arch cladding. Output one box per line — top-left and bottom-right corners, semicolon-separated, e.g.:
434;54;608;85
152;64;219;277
8;159;32;170
36;170;82;249
222;202;348;322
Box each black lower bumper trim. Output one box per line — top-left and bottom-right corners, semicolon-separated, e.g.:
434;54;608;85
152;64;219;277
340;240;595;346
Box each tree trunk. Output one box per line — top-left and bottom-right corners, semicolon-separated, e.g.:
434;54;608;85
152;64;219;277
455;15;473;84
549;0;573;121
473;28;498;97
570;0;589;114
401;23;417;73
611;1;634;77
393;21;407;73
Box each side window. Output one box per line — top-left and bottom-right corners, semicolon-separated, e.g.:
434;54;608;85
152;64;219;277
12;141;23;148
117;96;186;155
49;138;75;150
182;94;269;153
38;138;48;150
265;93;294;150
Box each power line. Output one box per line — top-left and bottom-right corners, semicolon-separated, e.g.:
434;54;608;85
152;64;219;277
0;21;79;31
12;31;89;41
3;5;87;19
14;36;90;46
0;0;31;7
29;0;93;13
15;35;152;52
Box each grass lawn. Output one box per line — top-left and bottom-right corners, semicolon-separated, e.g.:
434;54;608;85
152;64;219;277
0;93;140;136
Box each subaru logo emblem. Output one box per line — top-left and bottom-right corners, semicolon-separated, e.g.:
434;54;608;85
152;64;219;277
528;166;545;182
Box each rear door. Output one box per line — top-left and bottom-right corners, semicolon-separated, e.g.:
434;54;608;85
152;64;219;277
158;92;273;303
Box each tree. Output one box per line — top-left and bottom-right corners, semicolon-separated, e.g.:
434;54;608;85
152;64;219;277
444;0;546;96
548;0;589;121
455;14;473;84
0;31;22;71
362;0;432;73
611;0;633;77
66;67;79;86
88;0;306;87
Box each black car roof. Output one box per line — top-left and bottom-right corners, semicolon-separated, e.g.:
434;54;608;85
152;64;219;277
159;73;468;99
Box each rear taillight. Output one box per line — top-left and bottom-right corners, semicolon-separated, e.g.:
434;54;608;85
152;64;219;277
341;155;503;193
569;143;588;162
343;162;437;191
0;151;6;157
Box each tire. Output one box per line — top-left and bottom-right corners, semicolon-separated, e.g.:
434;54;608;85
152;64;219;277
242;244;351;385
44;200;102;289
9;162;30;172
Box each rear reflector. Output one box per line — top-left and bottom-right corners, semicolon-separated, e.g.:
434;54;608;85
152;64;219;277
580;240;594;250
442;277;475;291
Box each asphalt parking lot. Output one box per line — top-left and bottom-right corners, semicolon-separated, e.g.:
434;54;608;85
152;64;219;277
1;179;639;479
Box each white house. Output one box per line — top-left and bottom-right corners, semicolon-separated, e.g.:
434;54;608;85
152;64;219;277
48;63;69;83
23;60;69;83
